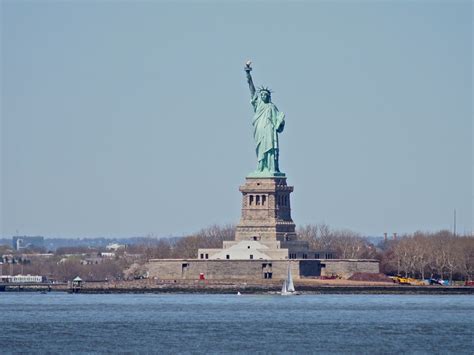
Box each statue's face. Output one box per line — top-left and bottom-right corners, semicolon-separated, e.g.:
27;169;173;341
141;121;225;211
260;91;270;103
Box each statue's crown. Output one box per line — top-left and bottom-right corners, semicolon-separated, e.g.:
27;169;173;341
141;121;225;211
257;86;273;94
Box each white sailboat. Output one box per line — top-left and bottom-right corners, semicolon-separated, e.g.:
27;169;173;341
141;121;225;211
281;263;298;295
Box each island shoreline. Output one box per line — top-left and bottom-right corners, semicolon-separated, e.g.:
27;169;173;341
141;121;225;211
3;284;473;295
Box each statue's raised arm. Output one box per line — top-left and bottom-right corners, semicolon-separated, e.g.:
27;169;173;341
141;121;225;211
244;61;256;97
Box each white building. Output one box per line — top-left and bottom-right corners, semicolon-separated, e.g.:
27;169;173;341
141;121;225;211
106;243;126;251
198;240;288;260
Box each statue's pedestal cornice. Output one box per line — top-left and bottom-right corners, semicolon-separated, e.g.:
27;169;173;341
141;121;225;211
246;171;286;178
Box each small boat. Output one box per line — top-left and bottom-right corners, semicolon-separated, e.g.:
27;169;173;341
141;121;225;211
281;263;299;296
237;291;241;296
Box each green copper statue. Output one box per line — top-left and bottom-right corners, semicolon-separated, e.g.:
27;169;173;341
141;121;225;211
244;61;286;177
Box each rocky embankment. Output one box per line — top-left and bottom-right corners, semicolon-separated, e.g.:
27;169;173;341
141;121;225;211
36;279;474;294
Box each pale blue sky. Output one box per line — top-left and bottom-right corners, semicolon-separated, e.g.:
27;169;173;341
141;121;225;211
1;1;472;238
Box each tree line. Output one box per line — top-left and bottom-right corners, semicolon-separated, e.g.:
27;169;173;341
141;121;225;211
380;230;473;282
1;224;472;282
297;224;473;281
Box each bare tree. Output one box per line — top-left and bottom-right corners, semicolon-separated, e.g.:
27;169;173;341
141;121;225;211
457;236;474;280
169;224;235;259
411;233;432;279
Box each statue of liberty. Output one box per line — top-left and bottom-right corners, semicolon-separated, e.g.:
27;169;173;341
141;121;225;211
244;61;286;177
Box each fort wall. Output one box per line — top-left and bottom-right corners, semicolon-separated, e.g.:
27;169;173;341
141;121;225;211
321;259;380;278
146;259;378;280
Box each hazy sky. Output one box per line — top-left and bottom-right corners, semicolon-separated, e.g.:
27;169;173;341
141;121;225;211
1;1;472;238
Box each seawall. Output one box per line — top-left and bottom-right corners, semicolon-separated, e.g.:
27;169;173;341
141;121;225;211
3;279;473;295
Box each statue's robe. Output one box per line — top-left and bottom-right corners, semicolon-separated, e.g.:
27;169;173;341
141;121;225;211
251;93;285;171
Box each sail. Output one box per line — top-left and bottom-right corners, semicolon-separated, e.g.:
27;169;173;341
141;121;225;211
281;278;288;294
287;264;295;292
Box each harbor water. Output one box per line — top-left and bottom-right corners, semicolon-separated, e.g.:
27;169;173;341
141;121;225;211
1;293;472;353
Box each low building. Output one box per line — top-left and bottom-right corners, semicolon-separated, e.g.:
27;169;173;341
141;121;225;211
1;275;45;283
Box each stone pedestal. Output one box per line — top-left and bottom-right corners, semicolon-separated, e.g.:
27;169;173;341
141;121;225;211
235;177;297;242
